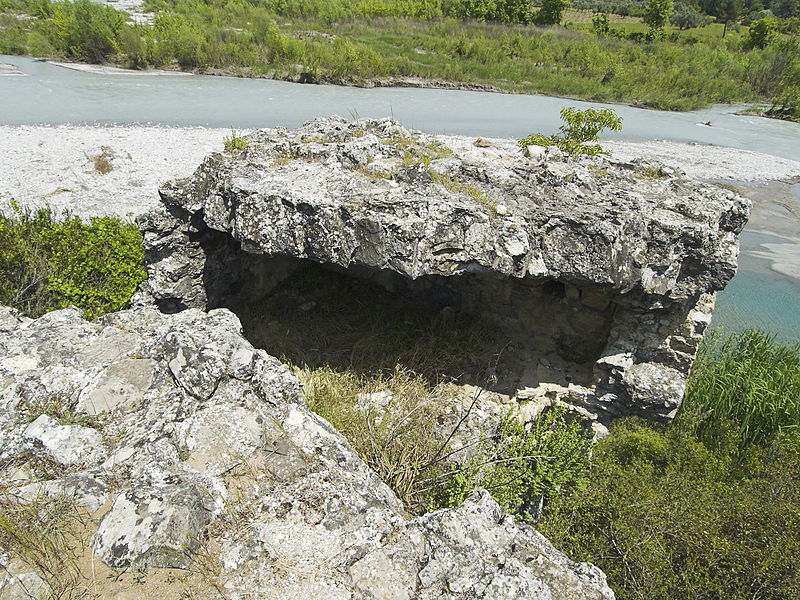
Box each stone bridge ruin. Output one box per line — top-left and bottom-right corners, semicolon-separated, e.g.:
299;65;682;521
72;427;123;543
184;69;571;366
139;116;749;423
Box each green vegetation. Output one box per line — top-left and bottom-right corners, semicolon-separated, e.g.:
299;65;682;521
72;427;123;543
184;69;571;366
0;201;146;319
537;330;800;600
643;0;674;38
223;127;249;154
0;0;798;118
535;0;570;25
519;106;623;155
684;329;800;446
15;394;102;429
540;415;800;600
747;15;780;48
440;405;594;521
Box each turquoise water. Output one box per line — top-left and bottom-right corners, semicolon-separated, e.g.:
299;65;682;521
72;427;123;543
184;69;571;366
714;231;800;343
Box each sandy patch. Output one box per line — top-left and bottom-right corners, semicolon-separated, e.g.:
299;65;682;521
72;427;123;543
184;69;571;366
0;62;26;76
603;140;800;181
47;61;193;76
749;238;800;280
0;125;233;219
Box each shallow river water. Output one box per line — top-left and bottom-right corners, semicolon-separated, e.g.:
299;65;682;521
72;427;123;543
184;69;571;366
2;54;799;340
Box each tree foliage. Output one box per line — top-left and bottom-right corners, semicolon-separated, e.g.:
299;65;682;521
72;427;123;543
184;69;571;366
746;14;779;47
519;106;623;155
45;0;124;63
717;0;743;35
534;0;570;24
643;0;674;38
670;2;713;28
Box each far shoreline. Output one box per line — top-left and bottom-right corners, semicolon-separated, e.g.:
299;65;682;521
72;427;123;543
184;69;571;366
24;56;796;125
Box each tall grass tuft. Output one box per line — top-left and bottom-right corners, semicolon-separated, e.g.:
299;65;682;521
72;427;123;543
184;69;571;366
297;365;453;513
684;329;800;447
0;494;86;598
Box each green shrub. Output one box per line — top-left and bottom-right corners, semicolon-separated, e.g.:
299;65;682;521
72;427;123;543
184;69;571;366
440;404;594;522
535;0;570;25
746;16;779;49
519;106;623;156
47;0;125;63
0;201;146;319
540;413;800;600
538;329;800;600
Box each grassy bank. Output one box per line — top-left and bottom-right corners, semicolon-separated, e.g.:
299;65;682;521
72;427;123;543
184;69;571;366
0;0;798;118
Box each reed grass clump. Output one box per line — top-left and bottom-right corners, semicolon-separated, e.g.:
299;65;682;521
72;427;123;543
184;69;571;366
685;329;800;446
297;365;453;513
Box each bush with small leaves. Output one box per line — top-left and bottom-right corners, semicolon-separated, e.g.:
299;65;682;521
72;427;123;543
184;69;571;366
519;106;623;156
746;16;779;49
0;200;146;319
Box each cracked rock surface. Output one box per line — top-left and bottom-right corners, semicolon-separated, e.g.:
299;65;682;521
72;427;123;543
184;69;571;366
0;303;614;598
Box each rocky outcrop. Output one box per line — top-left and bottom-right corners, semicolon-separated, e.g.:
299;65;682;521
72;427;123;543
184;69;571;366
0;302;614;598
140;116;748;422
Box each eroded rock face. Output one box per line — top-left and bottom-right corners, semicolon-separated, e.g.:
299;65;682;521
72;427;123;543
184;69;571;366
0;303;614;598
140;116;748;421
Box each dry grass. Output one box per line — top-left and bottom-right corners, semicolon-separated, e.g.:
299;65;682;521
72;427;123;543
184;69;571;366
297;365;457;512
0;491;230;600
0;494;86;599
85;146;114;175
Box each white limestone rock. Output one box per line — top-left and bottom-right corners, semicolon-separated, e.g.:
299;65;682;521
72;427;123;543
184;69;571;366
23;415;105;467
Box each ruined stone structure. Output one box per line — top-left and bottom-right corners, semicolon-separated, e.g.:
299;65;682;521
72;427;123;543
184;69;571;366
140;116;749;423
0;117;750;599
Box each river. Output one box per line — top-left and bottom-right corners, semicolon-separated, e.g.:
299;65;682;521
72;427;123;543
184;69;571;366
2;54;799;341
